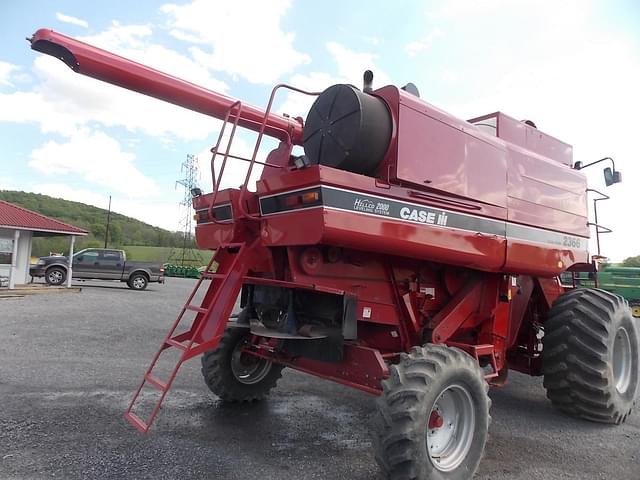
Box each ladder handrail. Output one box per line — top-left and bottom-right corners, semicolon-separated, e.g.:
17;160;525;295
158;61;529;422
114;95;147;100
237;84;321;220
208;101;243;225
586;188;612;257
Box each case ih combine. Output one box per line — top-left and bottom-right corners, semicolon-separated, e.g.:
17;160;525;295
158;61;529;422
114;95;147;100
31;29;638;479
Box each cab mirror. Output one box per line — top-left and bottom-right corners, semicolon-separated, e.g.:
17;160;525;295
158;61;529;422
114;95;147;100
604;167;622;186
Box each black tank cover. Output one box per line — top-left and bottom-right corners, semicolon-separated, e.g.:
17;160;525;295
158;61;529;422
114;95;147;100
303;84;392;175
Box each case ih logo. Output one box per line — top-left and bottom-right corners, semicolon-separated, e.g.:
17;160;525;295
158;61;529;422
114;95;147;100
353;198;391;216
400;207;448;226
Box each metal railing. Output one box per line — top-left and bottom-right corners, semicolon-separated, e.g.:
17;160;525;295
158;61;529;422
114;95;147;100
207;85;321;223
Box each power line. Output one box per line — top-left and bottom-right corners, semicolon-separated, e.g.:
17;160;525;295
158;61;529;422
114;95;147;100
169;154;203;266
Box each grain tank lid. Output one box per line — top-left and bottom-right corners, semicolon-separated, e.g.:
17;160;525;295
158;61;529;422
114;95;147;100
468;111;573;167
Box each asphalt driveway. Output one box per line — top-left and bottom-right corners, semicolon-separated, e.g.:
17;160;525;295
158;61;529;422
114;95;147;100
1;278;638;479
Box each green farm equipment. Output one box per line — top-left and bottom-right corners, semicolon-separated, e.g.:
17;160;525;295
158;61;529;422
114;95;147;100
163;263;201;279
562;266;640;317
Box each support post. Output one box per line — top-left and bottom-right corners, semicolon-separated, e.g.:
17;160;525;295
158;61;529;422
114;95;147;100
67;235;75;288
8;230;20;290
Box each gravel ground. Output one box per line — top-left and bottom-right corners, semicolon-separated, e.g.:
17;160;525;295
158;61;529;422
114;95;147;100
1;277;639;479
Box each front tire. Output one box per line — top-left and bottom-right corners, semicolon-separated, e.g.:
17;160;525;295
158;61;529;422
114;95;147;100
373;344;490;480
45;267;66;286
543;288;639;424
201;327;284;402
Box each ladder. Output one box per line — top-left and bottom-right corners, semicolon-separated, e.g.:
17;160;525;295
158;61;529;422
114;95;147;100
124;242;251;433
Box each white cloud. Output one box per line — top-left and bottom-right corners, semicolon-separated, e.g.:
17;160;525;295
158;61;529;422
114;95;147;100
362;36;381;46
0;61;18;87
162;0;310;84
326;42;391;87
28;129;159;198
56;12;89;28
195;131;279;193
278;43;392;119
78;21;228;93
0;176;20;191
32;184;111;211
278;72;338;120
405;29;443;57
1;22;226;141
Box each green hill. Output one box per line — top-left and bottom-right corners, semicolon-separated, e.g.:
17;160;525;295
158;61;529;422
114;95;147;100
0;190;197;258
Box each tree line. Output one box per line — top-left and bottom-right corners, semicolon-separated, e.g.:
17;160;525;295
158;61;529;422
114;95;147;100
0;190;195;256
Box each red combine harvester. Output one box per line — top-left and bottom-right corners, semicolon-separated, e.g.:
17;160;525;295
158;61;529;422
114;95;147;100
31;29;638;479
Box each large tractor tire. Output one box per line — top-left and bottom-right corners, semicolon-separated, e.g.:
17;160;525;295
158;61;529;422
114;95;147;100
373;344;490;480
543;288;639;424
201;326;284;402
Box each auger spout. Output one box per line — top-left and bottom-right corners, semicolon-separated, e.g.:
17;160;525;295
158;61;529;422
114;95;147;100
29;28;304;144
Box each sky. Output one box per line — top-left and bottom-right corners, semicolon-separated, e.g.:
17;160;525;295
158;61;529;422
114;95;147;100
0;0;639;261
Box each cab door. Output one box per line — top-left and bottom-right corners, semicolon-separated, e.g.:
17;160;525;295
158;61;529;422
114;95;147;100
95;250;124;279
73;250;100;278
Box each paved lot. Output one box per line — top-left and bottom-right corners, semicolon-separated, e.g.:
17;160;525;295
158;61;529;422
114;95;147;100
1;278;639;479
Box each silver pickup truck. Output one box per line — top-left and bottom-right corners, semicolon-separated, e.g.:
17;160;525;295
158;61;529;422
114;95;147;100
29;248;165;290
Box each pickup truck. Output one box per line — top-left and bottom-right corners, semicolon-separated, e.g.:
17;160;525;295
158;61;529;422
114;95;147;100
29;248;165;290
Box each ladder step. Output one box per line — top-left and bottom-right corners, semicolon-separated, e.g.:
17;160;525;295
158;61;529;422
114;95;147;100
219;242;244;249
185;305;208;314
125;411;149;433
165;338;188;351
200;272;225;279
145;373;167;391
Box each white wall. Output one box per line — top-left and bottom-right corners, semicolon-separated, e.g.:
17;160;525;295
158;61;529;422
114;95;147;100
0;228;33;286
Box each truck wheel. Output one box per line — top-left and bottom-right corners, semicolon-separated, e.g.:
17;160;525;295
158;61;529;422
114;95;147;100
45;266;66;286
127;273;148;290
201;327;284;402
543;288;639;424
373;344;490;479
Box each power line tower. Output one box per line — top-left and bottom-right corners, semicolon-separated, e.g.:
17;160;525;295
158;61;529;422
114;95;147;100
168;154;203;267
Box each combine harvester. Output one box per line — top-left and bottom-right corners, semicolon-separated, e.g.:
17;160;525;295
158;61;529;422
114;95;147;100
30;29;638;479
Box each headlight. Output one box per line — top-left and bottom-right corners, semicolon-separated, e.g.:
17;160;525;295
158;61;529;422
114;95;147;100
37;259;45;265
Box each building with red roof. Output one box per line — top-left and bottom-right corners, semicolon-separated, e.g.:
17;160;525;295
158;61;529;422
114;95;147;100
0;200;87;289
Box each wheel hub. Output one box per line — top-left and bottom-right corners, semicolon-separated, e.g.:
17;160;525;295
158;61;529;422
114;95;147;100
230;341;273;385
428;410;444;430
613;326;632;394
48;271;62;283
426;384;476;472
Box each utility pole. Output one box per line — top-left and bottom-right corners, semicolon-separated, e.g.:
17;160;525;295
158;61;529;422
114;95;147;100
104;195;112;248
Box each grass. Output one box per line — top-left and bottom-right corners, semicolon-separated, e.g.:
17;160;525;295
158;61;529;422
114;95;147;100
122;245;214;266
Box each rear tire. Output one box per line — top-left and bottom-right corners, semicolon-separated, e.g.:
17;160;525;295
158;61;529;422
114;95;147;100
373;344;490;480
127;273;148;290
45;266;66;286
543;288;639;424
201;327;284;402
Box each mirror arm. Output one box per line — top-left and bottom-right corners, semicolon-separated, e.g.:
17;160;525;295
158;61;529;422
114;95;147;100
574;156;616;171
